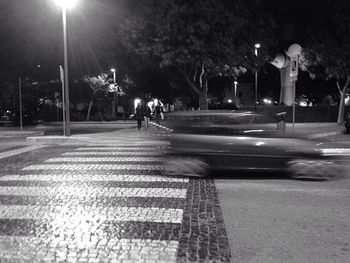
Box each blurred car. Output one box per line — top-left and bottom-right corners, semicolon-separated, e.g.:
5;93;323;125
0;109;12;126
163;110;348;179
0;108;37;126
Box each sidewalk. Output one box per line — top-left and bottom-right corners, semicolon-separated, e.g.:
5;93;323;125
284;122;346;139
0;127;44;138
0;120;135;138
26;122;170;145
0;121;347;144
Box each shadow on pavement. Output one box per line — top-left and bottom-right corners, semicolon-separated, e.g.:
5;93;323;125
41;127;123;136
206;170;291;180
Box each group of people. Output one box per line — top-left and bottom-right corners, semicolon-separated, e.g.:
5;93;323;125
135;102;164;130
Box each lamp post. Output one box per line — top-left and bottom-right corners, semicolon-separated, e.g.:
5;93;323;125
111;68;117;120
254;43;260;112
53;0;77;136
233;80;238;107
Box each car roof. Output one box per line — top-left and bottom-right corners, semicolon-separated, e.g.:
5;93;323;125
167;110;274;124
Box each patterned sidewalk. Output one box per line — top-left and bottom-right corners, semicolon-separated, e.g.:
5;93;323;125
0;135;230;262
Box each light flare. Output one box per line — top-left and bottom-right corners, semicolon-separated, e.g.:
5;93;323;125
53;0;78;9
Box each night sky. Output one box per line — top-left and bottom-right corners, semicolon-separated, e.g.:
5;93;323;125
0;0;336;81
0;0;125;79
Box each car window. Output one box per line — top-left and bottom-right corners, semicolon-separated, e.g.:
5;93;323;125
167;111;280;136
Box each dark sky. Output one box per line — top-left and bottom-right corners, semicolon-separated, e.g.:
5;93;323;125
0;0;126;79
0;0;330;81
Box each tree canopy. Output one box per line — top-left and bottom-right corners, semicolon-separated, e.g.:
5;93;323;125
301;0;350;123
118;0;276;109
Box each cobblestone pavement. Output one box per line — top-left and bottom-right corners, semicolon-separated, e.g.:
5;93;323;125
0;134;230;262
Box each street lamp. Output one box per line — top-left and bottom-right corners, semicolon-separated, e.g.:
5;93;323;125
254;43;260;112
54;0;78;9
53;0;78;136
233;80;238;106
110;68;117;120
254;43;260;56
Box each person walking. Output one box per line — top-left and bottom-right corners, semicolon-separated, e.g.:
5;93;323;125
154;104;164;124
135;103;144;130
144;103;152;129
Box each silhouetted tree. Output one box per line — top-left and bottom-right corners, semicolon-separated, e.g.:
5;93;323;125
118;0;276;109
82;74;110;120
301;0;350;124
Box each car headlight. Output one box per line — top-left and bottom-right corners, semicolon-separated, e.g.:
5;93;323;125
319;148;350;156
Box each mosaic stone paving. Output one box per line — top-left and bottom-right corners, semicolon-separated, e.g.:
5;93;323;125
0;141;230;262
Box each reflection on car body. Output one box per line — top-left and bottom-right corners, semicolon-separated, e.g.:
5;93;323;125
163;110;348;179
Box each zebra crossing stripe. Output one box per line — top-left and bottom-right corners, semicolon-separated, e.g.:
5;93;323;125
63;151;163;156
22;164;163;171
44;157;162;163
0;205;183;223
0;236;178;262
0;174;189;183
0;186;187;198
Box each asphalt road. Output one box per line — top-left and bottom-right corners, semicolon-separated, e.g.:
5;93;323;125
0;125;349;262
216;173;350;263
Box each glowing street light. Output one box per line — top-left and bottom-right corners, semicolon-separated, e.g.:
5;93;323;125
254;43;261;56
53;0;78;136
54;0;78;9
234;80;238;106
254;43;261;112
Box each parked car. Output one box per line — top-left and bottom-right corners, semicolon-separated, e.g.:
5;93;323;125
0;108;37;126
163;110;348;179
0;109;12;126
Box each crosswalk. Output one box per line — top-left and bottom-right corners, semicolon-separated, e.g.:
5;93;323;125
0;141;188;262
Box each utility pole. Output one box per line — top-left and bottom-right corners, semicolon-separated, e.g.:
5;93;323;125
18;78;23;130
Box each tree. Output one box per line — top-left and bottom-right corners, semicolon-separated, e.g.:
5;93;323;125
300;0;350;124
118;0;275;109
82;74;110;121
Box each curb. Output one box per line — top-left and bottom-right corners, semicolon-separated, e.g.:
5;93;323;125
0;131;45;138
0;145;48;160
26;136;88;145
26;135;171;146
35;121;135;128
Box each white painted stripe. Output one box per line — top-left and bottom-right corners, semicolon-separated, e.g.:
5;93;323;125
151;122;174;132
0;174;189;183
63;151;163;156
0;145;47;160
44;157;162;163
0;205;183;223
22;164;163;171
0;236;178;262
76;146;164;151
0;186;187;198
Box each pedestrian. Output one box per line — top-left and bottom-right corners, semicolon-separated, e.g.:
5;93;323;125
135;103;143;130
154;104;164;124
143;103;152;129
